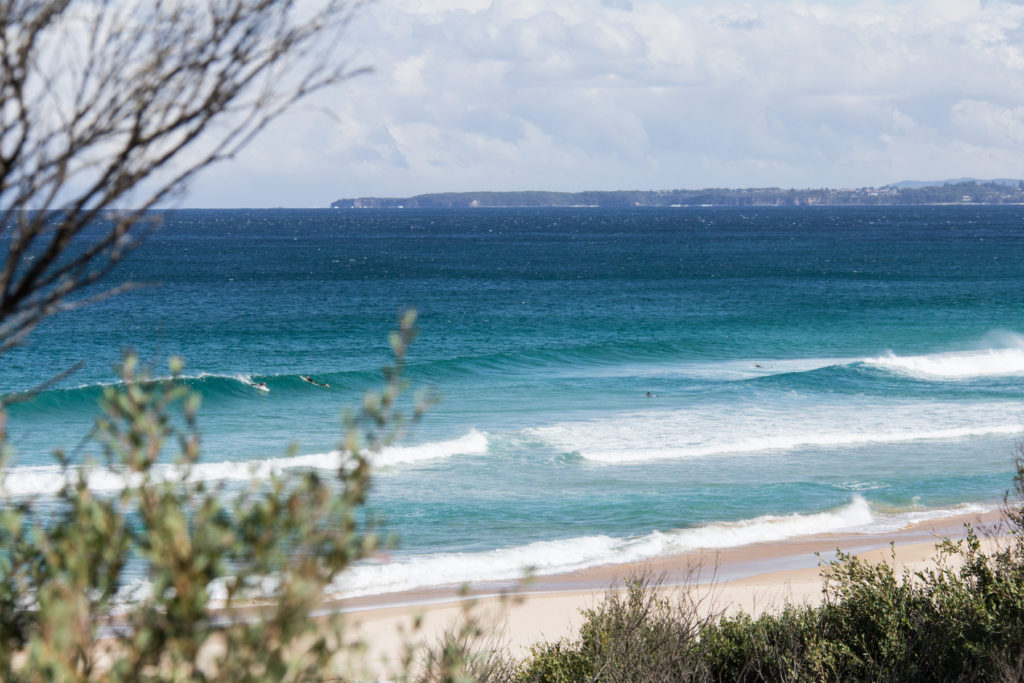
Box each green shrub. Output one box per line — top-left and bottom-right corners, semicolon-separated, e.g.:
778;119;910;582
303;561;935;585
515;457;1024;683
700;605;851;682
517;640;592;683
0;312;429;681
515;574;715;683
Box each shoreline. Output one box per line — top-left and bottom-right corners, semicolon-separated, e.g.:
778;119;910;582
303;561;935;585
335;506;1009;678
335;505;1006;614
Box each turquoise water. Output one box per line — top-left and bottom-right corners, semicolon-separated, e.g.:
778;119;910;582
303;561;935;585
3;206;1023;596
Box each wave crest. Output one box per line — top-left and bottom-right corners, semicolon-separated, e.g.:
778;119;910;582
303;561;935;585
865;339;1024;380
0;430;489;496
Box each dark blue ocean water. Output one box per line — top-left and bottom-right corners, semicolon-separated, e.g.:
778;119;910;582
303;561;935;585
3;206;1023;595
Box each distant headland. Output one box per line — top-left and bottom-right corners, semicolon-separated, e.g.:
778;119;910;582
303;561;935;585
332;178;1024;209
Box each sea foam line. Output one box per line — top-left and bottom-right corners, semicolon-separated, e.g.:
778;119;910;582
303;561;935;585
528;400;1023;463
326;498;994;599
0;430;489;496
110;499;998;607
572;424;1023;463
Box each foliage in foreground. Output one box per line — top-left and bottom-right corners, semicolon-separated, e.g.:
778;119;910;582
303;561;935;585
0;312;431;681
512;460;1024;683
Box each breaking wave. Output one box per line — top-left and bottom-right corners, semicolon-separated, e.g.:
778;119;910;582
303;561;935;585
0;430;490;496
529;400;1022;463
328;497;993;599
863;334;1024;380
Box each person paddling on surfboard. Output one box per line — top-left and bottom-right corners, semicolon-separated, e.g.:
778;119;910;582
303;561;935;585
302;375;329;388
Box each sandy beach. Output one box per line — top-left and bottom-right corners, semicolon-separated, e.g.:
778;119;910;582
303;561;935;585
336;507;1009;679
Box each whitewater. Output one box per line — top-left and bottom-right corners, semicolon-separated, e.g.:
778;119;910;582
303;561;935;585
3;206;1023;597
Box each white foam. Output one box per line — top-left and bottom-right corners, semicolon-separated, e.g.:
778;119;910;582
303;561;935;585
865;344;1024;380
372;429;489;466
0;430;489;496
854;502;998;534
528;400;1023;463
56;372;262;394
235;374;269;391
107;499;1004;605
328;496;880;598
834;481;890;492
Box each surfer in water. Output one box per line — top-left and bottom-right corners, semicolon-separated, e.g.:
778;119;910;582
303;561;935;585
239;375;269;392
302;375;330;388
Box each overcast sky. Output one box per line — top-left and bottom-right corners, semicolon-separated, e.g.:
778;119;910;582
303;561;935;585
184;0;1024;207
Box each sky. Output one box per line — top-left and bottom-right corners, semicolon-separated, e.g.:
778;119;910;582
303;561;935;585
183;0;1024;208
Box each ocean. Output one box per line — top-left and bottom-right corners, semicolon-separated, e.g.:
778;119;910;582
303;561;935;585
2;206;1023;598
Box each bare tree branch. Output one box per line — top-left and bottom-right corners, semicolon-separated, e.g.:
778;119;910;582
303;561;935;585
0;0;369;350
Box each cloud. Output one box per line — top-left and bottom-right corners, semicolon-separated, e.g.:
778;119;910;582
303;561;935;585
183;0;1024;207
952;99;1024;144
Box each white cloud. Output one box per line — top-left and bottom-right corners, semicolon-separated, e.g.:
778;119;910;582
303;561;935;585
182;0;1024;206
952;99;1024;144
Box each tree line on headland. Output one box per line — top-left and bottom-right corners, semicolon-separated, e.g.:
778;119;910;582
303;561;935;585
332;179;1024;209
